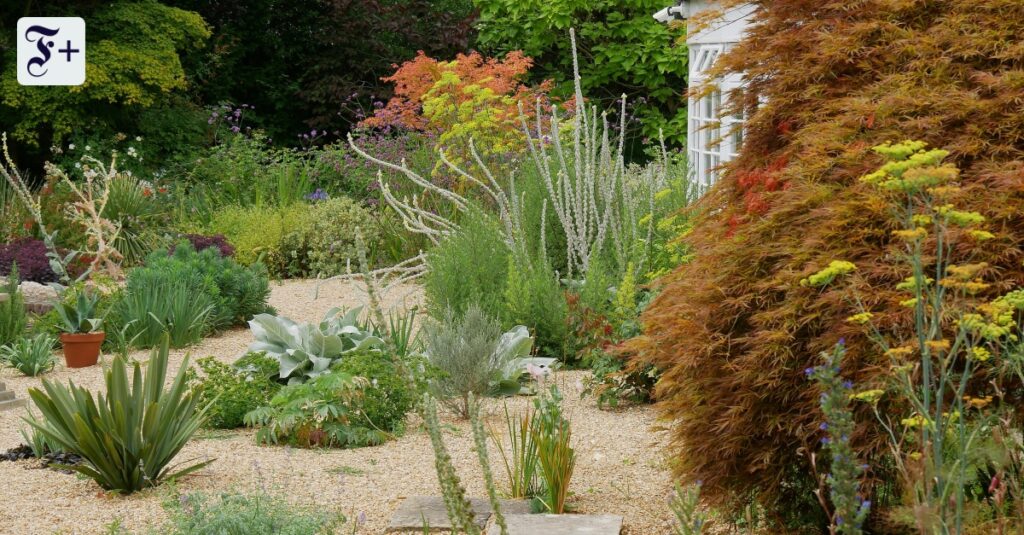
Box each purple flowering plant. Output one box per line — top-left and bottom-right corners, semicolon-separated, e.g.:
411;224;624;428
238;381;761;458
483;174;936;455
806;340;871;535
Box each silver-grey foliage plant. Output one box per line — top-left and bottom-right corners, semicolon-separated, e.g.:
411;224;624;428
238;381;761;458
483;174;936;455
247;306;384;385
423;304;552;417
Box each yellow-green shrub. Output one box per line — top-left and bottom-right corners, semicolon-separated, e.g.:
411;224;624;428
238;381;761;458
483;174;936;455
200;204;311;276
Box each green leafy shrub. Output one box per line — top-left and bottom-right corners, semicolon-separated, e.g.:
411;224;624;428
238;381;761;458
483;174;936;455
186;133;315;209
0;265;26;346
154;491;343;535
424;209;509;321
26;337;212;494
120;243;271;333
109;282;212;348
472;0;689;148
1;333;57;376
244;370;392;448
190;355;281;429
286;196;379;277
503;254;569;360
333;350;413;435
198;203;311;276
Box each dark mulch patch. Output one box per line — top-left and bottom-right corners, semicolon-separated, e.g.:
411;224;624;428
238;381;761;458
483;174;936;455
0;444;84;473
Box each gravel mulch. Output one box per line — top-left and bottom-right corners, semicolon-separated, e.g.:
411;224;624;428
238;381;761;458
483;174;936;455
0;279;675;534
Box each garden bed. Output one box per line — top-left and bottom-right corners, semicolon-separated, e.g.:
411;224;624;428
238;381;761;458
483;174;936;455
0;279;674;534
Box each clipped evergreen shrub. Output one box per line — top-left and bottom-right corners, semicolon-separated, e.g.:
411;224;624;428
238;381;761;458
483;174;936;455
628;0;1024;523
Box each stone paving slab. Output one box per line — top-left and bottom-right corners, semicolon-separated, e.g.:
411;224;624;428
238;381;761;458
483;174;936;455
389;496;532;532
489;514;623;535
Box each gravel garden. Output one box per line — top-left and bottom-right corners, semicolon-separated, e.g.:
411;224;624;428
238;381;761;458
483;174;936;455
4;1;1024;534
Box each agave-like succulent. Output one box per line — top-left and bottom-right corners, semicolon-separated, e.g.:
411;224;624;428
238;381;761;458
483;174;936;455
248;306;384;385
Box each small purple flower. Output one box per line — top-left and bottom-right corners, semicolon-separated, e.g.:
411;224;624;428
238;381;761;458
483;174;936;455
231;126;240;133
819;422;828;431
305;188;329;202
804;367;815;376
842;380;854;389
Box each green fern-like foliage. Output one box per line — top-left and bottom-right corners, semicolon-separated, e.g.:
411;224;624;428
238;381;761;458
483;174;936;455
629;0;1024;524
244;370;394;448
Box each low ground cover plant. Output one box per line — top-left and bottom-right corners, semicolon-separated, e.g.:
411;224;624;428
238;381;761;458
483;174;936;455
106;490;344;535
1;333;57;376
245;370;376;448
107;243;271;349
189;355;281;429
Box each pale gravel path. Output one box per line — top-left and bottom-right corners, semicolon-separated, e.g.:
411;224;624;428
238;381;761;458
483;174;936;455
0;279;675;534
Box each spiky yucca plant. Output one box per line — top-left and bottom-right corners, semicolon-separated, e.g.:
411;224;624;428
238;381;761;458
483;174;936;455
26;335;212;493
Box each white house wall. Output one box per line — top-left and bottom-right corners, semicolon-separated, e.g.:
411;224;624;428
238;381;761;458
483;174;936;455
683;1;754;185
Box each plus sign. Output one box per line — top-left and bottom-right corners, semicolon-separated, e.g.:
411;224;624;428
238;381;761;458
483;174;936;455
58;40;79;62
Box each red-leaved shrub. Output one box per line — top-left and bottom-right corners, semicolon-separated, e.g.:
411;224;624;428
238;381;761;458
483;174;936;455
628;0;1024;524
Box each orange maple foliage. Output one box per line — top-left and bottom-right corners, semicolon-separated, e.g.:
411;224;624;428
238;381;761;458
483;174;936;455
360;50;551;135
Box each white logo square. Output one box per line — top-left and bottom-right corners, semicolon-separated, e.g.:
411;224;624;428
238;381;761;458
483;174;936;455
17;17;86;86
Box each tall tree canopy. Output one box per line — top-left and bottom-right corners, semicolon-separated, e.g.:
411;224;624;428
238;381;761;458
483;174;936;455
472;0;688;152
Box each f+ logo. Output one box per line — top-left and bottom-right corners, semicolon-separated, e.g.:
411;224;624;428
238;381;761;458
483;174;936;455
17;18;86;86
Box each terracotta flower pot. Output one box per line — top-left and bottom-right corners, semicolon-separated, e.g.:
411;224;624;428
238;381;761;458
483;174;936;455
60;332;105;368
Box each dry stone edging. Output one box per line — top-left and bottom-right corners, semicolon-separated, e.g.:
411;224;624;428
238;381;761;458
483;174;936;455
489;513;624;534
0;382;27;412
388;496;532;532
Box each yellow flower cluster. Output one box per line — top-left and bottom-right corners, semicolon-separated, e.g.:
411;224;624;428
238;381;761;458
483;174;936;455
925;339;950;353
900;297;919;308
968;230;995;241
901;414;928;429
926;185;960;198
891;363;914;374
957;291;1024;341
845;312;874;325
970;346;991;362
860;142;952;192
935;204;985;227
940;278;991;294
850;389;885;403
892;227;927;241
911;214;934;226
885;346;915;359
959;313;1014;341
963;395;993;410
800;260;857;287
946;263;988;280
896;276;932;291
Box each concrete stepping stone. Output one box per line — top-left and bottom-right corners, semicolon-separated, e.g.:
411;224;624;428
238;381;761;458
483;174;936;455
389;496;531;532
489;514;623;535
0;382;26;412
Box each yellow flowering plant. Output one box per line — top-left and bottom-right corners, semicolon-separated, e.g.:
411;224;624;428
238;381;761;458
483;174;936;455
823;141;1024;532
